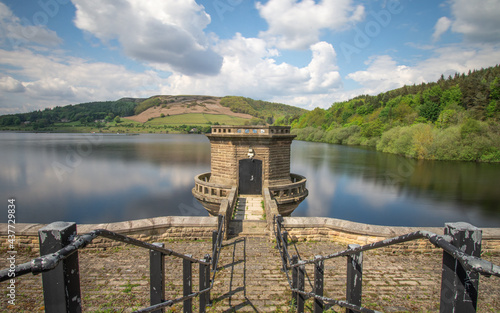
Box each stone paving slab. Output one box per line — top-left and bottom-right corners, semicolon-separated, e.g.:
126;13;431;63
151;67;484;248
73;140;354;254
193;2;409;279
0;235;499;312
234;196;265;221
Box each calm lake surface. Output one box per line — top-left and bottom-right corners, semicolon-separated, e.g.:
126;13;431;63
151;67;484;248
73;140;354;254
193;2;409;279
1;132;499;227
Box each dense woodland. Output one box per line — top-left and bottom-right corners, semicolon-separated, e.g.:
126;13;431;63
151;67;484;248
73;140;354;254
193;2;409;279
284;65;500;162
0;99;140;130
220;96;305;124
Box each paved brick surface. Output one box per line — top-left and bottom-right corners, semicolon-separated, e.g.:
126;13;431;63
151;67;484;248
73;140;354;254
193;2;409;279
1;235;499;312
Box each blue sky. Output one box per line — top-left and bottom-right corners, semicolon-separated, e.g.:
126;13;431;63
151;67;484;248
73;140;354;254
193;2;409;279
1;0;500;115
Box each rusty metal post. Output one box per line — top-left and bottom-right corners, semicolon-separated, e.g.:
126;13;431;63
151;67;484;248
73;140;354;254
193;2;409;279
440;222;482;313
150;242;165;313
38;222;81;313
291;255;298;308
199;255;211;313
212;230;218;271
183;257;192;313
297;261;305;313
276;215;283;251
314;256;324;313
346;244;362;313
282;231;289;271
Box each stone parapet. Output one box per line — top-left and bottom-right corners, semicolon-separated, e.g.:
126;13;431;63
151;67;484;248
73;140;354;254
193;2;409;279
3;216;498;254
280;217;500;253
209;125;294;137
0;216;217;253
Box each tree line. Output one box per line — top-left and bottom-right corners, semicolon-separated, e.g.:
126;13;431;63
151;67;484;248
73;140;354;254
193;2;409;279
0;100;138;130
288;65;500;162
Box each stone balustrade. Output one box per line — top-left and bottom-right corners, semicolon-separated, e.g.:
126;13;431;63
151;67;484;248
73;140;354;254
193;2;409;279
268;173;308;203
209;125;293;136
192;172;233;215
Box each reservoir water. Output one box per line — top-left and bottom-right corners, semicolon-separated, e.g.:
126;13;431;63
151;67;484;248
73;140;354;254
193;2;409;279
1;132;499;227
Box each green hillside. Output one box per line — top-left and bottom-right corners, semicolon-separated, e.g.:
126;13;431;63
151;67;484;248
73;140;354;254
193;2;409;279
0;95;306;133
289;65;500;162
145;113;249;126
220;96;306;124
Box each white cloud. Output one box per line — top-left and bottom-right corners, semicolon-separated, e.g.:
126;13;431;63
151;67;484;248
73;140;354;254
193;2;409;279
0;48;159;114
0;2;63;48
71;0;222;76
449;0;500;43
163;36;343;108
432;16;451;42
0;76;25;93
346;55;418;95
346;45;500;96
256;0;365;50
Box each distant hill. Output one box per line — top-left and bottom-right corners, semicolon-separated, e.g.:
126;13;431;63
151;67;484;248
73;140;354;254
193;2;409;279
0;95;307;132
291;65;500;162
125;95;254;123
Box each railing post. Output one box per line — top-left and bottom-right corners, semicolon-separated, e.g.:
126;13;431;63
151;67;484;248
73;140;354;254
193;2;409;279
291;255;298;308
212;230;217;272
183;257;193;313
150;242;165;313
346;244;363;313
282;231;289;271
314;256;324;313
38;222;81;313
297;261;305;313
199;255;211;313
440;222;482;313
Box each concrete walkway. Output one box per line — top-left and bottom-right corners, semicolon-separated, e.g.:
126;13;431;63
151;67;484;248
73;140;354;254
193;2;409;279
233;196;265;220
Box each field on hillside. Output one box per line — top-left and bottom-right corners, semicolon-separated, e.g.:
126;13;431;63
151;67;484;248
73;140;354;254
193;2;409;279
142;113;249;126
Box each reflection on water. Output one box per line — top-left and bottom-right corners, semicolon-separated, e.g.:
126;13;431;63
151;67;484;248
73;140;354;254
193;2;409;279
0;133;210;224
0;133;499;227
291;141;500;227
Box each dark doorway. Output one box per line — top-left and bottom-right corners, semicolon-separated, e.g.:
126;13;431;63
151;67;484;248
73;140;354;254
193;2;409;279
238;159;262;195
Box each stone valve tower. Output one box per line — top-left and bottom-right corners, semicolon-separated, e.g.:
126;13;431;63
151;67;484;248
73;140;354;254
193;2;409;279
193;125;308;216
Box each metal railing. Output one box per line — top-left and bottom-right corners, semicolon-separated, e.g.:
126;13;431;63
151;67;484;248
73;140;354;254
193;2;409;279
274;215;500;313
0;215;226;313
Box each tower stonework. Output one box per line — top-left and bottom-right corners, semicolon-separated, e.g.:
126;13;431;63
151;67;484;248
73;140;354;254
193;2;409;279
193;125;308;216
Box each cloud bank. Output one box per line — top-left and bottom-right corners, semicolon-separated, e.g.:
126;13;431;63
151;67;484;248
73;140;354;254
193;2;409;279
72;0;223;76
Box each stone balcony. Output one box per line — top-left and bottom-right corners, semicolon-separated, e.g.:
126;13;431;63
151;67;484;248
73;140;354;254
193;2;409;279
268;173;308;216
192;173;233;216
194;172;308;216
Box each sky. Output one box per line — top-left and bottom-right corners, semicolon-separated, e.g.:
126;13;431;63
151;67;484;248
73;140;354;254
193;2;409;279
0;0;500;115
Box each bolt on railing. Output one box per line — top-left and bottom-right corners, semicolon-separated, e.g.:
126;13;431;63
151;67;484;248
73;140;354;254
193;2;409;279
0;215;226;313
274;215;500;313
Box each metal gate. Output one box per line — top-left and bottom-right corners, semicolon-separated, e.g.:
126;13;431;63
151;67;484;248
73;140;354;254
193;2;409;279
238;159;262;195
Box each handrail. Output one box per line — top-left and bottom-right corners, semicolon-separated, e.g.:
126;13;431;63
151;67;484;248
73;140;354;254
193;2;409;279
288;230;500;278
0;215;226;313
0;228;209;281
134;286;212;313
273;215;500;313
290;289;381;313
212;215;225;279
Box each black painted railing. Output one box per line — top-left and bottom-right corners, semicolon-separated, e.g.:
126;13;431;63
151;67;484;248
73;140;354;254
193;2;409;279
0;215;225;313
274;215;500;313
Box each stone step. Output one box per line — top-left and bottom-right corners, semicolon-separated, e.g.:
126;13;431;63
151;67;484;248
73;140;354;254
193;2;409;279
234;196;265;220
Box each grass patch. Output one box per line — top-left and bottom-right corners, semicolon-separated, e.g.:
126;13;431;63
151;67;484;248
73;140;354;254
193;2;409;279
145;113;249;126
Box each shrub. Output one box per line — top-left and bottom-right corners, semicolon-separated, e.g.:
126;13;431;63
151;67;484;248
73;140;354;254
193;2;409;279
431;126;462;160
335;125;360;144
412;123;434;159
460;119;483;139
